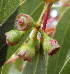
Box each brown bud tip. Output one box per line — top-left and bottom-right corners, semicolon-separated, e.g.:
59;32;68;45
6;39;18;46
23;57;32;62
48;46;60;56
18;51;32;62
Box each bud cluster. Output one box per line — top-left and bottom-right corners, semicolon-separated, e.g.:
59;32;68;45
5;13;60;62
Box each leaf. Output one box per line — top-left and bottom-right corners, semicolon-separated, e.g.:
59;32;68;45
0;0;20;24
0;0;44;70
22;46;46;74
46;7;70;74
1;63;12;74
18;0;44;20
2;59;26;74
14;58;26;71
0;68;2;73
2;63;22;74
0;7;19;67
59;58;70;74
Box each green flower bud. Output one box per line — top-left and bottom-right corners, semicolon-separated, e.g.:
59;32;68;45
17;28;38;62
18;42;35;62
39;28;60;56
15;13;38;31
5;30;24;46
44;0;59;3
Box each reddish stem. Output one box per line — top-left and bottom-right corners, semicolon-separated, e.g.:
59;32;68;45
5;56;19;64
46;30;54;35
45;28;54;31
42;3;52;31
45;28;54;36
63;4;70;7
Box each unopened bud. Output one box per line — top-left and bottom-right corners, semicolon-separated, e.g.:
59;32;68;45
39;28;60;56
5;30;24;46
17;28;38;62
15;13;38;31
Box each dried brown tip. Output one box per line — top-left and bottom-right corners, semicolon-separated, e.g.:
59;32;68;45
23;57;32;62
6;39;18;46
18;51;27;57
18;51;32;62
48;46;60;56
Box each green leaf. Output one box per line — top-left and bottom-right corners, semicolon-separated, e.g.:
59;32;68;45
22;46;46;74
2;63;22;74
0;0;44;70
2;63;12;74
0;0;21;24
18;0;44;19
46;7;70;74
59;58;70;74
0;68;2;73
0;7;19;67
2;59;26;74
14;58;26;71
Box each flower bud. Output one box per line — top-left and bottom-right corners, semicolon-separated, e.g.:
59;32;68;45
39;28;60;56
17;28;38;62
15;13;38;31
17;43;35;62
44;0;59;3
5;30;24;46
